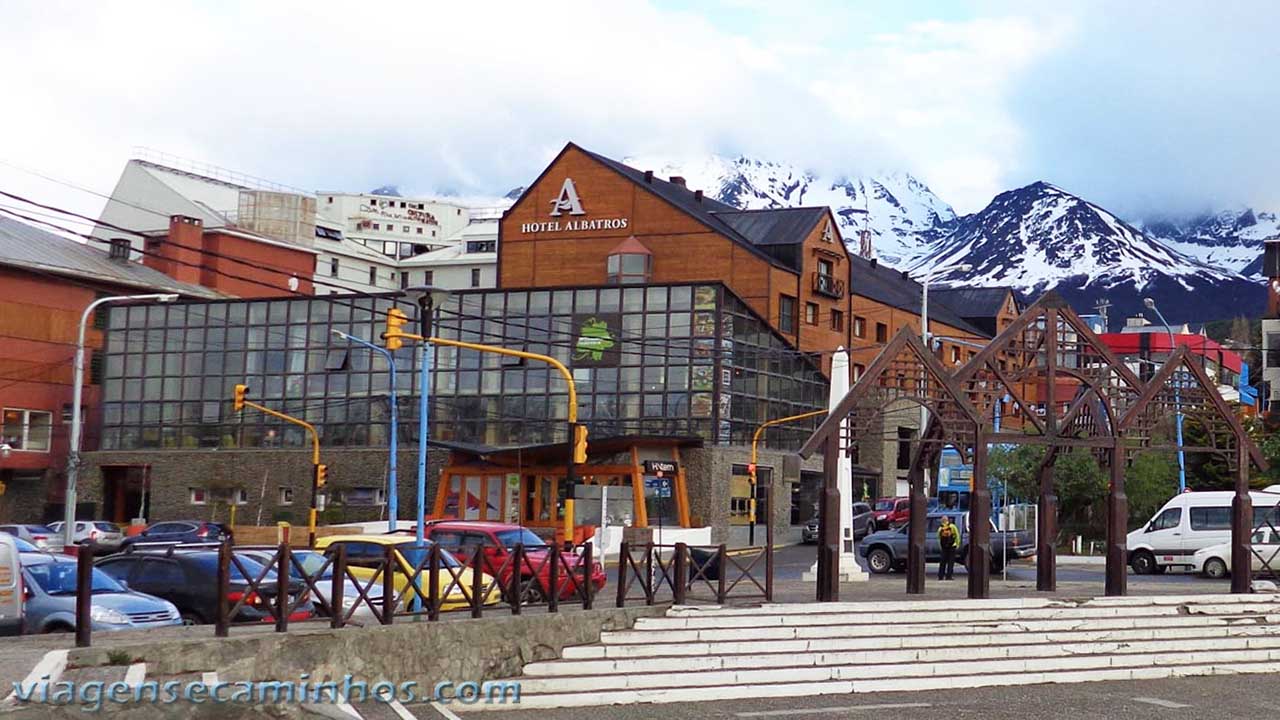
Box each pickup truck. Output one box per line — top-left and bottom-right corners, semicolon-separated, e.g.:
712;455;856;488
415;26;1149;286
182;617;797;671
858;511;1034;574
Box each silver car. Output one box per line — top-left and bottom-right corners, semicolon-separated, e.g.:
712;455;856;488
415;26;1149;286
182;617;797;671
47;521;125;551
20;554;181;633
0;525;64;554
237;548;382;623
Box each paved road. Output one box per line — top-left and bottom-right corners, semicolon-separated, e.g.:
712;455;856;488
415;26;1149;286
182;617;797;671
461;674;1280;719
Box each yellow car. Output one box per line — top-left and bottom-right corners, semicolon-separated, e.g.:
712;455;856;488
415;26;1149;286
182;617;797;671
314;535;501;612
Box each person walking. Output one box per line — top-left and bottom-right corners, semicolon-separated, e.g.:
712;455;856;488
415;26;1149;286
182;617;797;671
937;515;960;581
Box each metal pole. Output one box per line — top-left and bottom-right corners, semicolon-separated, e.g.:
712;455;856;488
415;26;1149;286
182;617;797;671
65;293;177;547
334;331;399;532
1147;302;1186;493
920;277;930;497
75;543;93;648
416;296;434;548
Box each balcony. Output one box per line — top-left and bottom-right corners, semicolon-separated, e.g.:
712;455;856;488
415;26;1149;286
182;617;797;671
812;272;845;299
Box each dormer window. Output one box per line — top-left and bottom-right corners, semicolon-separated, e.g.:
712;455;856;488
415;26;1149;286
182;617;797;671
606;236;652;285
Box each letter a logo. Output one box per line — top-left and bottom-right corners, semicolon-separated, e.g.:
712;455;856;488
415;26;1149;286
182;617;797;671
550;178;586;217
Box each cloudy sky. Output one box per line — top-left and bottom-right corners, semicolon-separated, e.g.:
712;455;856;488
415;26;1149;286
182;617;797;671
2;0;1277;223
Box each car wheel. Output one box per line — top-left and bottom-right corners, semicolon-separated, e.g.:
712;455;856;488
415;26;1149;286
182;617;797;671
1203;558;1228;580
1130;550;1156;575
521;578;548;604
179;612;202;626
867;548;892;574
43;623;73;634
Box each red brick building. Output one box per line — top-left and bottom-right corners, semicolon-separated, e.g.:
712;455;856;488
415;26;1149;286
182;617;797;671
142;215;316;297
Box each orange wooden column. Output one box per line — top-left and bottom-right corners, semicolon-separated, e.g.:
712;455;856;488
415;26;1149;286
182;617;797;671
630;446;648;528
671;446;691;527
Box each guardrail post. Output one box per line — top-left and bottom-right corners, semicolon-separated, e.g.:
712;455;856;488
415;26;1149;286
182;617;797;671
330;545;346;630
509;544;523;616
276;543;291;633
716;544;727;604
547;543;560;614
428;544;441;622
471;545;484;619
673;542;688;605
643;543;655;605
615;540;629;608
581;542;593;610
381;544;395;625
75;543;93;648
215;538;231;638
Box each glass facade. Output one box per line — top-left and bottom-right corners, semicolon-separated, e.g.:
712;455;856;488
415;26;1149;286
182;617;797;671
98;283;826;452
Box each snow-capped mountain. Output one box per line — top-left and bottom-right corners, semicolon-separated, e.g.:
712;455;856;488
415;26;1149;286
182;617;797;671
621;154;957;266
910;182;1264;325
1140;209;1280;279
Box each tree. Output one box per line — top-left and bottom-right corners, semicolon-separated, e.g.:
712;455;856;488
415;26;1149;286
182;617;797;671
1125;452;1178;529
987;444;1106;539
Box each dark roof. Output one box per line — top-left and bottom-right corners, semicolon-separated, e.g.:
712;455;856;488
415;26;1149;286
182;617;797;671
0;215;221;298
847;254;989;337
715;207;829;246
928;287;1017;320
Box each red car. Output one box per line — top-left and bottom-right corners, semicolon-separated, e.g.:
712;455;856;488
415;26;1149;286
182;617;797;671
423;521;606;602
872;497;910;530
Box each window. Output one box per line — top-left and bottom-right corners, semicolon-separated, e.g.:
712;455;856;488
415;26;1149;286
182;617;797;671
875;322;888;343
1;408;52;452
339;487;385;506
1189;506;1231;531
230;488;248;505
278;487;294;505
368;267;378;286
1149;507;1181;531
400;271;409;289
804;302;819;325
330;258;339;277
896;427;913;470
854;316;866;338
853;363;865;381
779;295;797;334
466;240;496;253
818;259;834;278
403;226;410;233
470;268;482;287
606;252;652;285
831;309;844;331
327;196;333;204
189;488;207;505
424;270;434;286
951;346;961;364
372;223;380;231
416;227;423;235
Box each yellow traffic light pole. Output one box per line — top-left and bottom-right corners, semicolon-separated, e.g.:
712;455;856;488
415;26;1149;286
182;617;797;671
384;321;585;538
234;384;325;547
749;409;827;544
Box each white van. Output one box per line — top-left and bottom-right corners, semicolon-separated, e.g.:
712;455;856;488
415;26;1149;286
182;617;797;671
0;533;23;636
1127;486;1280;574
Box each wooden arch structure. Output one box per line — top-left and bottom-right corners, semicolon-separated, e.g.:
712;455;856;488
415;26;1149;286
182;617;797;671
801;290;1266;600
798;328;984;600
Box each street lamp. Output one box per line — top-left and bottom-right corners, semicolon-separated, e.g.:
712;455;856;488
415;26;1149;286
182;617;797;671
918;263;971;495
401;285;452;546
65;293;179;546
333;329;400;533
1144;297;1187;493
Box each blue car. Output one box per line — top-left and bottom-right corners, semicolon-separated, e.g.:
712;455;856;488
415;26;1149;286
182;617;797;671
118;521;232;549
20;554;181;633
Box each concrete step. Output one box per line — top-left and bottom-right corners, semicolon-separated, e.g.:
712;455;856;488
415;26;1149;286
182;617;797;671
527;632;1280;677
636;601;1280;629
516;647;1280;694
661;593;1280;616
599;612;1280;646
495;659;1280;709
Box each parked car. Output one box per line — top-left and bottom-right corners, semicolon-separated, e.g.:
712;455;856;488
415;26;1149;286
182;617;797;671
314;535;501;611
236;548;382;622
1191;528;1280;579
96;549;311;625
0;525;65;554
118;521;232;550
47;521;125;551
871;497;910;530
20;554;181;633
858;512;1034;574
801;503;874;545
1128;487;1280;574
0;534;22;637
423;521;607;601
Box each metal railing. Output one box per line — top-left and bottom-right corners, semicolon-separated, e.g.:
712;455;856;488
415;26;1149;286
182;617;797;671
811;272;845;299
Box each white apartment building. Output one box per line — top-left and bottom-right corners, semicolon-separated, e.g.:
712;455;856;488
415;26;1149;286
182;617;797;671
316;192;474;262
397;215;498;291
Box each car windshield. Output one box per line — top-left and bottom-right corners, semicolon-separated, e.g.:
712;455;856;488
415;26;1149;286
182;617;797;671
875;500;895;512
94;522;119;532
27;563;124;594
396;542;461;569
25;526;55;534
495;528;547;549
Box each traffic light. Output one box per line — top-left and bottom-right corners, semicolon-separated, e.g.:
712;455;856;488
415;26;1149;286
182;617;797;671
384;308;409;351
315;464;328;489
571;423;588;464
233;384;247;412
